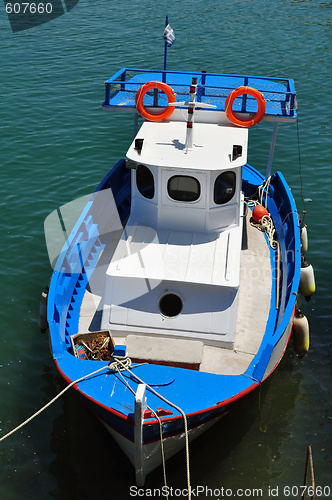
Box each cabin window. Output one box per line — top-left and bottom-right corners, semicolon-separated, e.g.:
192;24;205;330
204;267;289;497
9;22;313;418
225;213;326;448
167;175;201;202
136;164;155;199
214;171;236;205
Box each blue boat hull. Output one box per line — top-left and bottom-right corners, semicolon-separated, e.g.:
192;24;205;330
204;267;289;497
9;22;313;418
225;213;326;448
47;158;301;480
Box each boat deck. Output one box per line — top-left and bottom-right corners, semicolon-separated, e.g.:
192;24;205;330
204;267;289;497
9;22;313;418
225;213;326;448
78;208;271;376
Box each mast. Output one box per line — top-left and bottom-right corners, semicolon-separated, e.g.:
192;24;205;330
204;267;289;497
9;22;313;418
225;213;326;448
185;78;198;151
162;15;168;82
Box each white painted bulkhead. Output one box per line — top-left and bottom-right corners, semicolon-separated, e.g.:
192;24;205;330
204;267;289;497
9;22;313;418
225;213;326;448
129;165;242;233
127;120;247;233
100;120;249;350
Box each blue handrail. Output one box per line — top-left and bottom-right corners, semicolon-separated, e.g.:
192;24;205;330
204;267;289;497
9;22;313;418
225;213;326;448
103;68;297;119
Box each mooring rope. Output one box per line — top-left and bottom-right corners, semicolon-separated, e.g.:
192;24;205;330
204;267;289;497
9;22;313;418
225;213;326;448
244;374;267;433
246;176;278;250
247;205;278;252
1;356;191;499
257;175;271;208
0;364;109;443
109;356;192;500
108;363;170;497
151;408;169;500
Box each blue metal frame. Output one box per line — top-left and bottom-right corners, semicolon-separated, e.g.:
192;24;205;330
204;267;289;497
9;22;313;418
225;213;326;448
103;68;297;119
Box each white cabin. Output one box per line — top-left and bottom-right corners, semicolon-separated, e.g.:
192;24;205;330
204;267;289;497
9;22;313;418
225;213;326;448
101;119;248;349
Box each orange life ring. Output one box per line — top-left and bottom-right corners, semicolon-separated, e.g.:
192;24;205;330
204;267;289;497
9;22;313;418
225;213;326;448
135;81;175;121
225;86;266;127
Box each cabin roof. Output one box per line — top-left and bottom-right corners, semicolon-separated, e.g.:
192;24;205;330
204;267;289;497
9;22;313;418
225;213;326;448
126;121;248;171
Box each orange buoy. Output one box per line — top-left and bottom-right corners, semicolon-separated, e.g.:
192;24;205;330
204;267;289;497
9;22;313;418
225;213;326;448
252;205;269;223
135;81;175;121
225;86;266;127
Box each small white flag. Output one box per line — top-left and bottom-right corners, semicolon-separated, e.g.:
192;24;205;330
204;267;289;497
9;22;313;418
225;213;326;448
163;24;175;47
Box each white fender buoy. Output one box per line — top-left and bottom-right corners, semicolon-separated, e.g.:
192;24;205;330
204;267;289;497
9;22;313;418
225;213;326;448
293;309;310;358
300;225;308;255
38;285;49;333
299;256;315;301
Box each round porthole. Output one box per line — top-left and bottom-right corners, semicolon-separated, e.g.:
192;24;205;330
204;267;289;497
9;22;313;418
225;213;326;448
159;292;183;318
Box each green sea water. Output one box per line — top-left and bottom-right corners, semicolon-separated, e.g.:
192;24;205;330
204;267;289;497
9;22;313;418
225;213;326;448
0;1;331;498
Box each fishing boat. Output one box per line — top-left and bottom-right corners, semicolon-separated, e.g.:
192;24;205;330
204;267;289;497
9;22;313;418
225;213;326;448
44;63;309;486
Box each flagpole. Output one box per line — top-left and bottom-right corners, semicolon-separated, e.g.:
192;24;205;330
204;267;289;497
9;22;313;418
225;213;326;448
162;15;168;83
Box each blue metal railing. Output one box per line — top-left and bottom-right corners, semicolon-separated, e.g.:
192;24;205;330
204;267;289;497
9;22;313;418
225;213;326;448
103;68;297;118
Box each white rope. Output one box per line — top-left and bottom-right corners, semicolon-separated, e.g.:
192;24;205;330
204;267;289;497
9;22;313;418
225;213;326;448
1;354;191;499
246;176;278;250
0;365;108;443
149;407;169;500
247;205;278;250
107;362;169;496
109;356;192;500
108;355;132;372
246;176;271;210
257;214;278;250
258;175;271;208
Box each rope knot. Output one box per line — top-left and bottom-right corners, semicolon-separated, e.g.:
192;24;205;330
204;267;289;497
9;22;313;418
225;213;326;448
107;355;132;372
